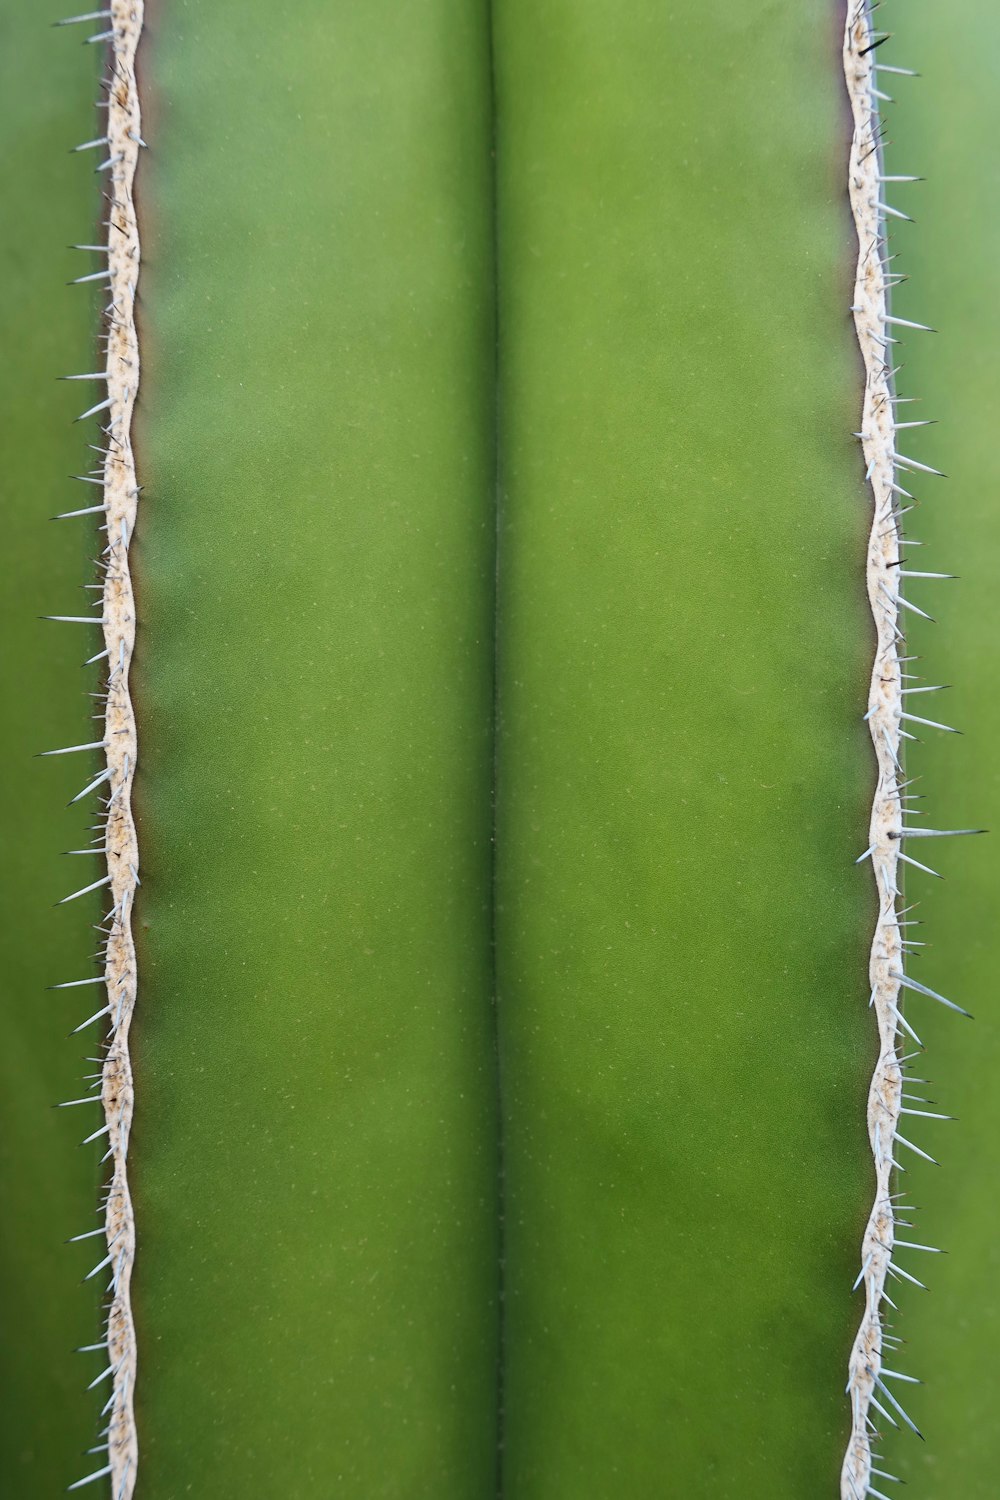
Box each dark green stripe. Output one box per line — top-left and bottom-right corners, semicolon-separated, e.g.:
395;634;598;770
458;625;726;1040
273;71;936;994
130;2;499;1492
0;12;104;1493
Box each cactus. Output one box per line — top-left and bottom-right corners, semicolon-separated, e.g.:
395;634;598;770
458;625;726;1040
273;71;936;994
1;0;995;1496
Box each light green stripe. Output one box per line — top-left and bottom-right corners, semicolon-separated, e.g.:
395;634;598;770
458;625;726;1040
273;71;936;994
881;5;1000;1492
493;3;873;1492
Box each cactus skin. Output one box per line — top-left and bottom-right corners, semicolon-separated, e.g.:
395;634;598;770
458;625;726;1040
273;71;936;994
0;14;104;1493
129;1;499;1495
4;0;992;1495
491;3;874;1494
877;4;1000;1491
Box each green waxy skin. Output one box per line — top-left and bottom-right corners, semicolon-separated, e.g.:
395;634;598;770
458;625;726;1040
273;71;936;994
130;1;499;1494
880;6;1000;1492
0;16;104;1494
15;0;986;1493
492;3;875;1493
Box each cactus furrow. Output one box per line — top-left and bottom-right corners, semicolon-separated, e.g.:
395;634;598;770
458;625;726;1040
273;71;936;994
842;3;955;1492
87;3;143;1495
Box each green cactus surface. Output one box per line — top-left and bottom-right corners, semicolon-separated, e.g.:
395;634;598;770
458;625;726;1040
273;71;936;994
0;1;995;1497
131;0;500;1494
878;3;1000;1493
492;4;873;1494
0;12;103;1493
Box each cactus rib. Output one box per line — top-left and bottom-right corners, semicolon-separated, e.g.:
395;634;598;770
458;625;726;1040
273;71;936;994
75;2;144;1496
842;3;908;1489
842;3;958;1493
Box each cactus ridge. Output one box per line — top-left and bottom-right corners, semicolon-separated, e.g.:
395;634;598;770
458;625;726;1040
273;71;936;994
842;3;970;1494
55;2;144;1495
